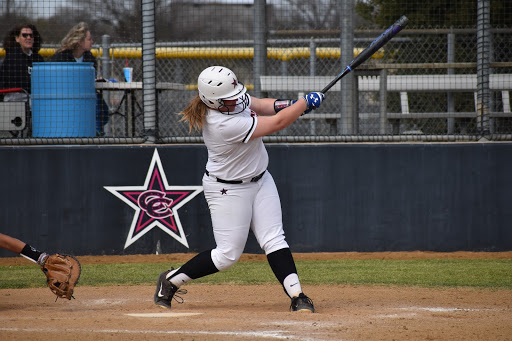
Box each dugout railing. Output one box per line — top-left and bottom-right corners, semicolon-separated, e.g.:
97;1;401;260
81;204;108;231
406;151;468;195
260;66;512;137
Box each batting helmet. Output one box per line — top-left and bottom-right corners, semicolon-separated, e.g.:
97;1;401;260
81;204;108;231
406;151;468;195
197;66;249;114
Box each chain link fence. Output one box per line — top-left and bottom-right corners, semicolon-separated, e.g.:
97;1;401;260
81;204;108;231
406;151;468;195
1;0;511;144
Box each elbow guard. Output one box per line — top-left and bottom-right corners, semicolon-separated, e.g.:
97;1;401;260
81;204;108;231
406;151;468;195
274;99;297;113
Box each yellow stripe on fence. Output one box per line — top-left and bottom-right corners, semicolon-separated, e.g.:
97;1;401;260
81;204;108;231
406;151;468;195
1;47;384;61
0;48;103;58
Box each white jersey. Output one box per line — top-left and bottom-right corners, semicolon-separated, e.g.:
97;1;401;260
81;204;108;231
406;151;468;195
202;96;268;181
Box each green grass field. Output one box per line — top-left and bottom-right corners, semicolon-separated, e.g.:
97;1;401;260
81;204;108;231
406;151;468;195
1;259;511;290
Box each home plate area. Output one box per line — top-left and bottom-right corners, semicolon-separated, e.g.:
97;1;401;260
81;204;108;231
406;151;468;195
0;282;510;341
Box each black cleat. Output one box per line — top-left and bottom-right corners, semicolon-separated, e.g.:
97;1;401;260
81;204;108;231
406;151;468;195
154;269;187;310
290;293;315;313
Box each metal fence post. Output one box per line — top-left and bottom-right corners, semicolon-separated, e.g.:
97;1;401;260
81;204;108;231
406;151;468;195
253;0;267;98
447;28;455;134
339;0;354;135
309;38;316;76
477;0;491;138
309;38;317;135
100;35;111;80
141;0;157;143
353;73;359;134
379;69;388;134
100;34;111;120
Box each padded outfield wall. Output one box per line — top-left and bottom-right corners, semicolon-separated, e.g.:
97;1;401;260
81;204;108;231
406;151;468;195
0;143;510;257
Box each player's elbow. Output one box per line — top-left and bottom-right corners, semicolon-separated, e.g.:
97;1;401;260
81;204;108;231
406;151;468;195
272;116;291;132
262;115;294;135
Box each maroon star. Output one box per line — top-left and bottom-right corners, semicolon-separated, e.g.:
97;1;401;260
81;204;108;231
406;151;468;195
104;149;203;249
221;188;228;195
232;78;237;88
117;168;192;235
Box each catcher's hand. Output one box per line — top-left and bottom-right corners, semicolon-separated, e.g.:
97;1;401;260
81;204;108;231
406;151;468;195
41;254;81;300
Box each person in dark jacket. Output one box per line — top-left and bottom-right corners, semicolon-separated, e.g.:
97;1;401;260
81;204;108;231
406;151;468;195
51;22;110;136
0;23;44;98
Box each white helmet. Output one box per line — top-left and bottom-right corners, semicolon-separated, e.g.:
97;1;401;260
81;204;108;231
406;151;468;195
197;66;249;114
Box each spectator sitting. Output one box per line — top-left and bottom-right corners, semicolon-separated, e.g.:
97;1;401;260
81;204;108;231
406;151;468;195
0;23;44;101
51;22;110;136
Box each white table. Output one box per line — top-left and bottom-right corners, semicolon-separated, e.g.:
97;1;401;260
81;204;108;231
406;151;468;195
95;82;187;136
95;82;187;91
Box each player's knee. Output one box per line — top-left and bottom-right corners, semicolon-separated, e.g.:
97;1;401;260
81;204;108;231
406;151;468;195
261;236;289;255
211;248;242;271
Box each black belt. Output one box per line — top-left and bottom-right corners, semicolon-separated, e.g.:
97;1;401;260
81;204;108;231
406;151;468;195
205;170;266;184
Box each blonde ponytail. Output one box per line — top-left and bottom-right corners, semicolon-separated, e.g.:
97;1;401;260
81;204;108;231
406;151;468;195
179;95;207;133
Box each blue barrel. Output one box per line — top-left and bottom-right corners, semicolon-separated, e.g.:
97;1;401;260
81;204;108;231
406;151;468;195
31;62;96;137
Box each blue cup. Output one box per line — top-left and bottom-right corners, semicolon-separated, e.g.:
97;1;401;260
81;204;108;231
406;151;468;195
123;67;133;82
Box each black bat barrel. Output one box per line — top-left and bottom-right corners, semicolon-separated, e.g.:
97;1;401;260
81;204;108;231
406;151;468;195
321;16;409;94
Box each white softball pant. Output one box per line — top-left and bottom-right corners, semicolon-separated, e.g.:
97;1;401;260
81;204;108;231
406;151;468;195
202;171;289;271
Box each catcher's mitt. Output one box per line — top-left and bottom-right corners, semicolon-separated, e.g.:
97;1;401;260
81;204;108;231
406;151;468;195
41;254;81;300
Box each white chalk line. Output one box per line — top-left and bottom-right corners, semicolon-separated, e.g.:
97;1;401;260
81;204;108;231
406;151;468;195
125;312;203;317
85;298;128;305
374;306;497;318
373;312;418;318
399;306;496;312
0;327;292;339
270;320;341;328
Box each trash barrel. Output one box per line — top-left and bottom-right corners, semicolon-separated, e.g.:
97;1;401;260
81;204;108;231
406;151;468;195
31;62;96;137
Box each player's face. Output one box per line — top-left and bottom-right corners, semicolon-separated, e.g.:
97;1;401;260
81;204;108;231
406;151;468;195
219;99;238;113
16;28;34;53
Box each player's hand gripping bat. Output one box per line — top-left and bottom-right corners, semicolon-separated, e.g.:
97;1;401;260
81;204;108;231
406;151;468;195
321;16;409;94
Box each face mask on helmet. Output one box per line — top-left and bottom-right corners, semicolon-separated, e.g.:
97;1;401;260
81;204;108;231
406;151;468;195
197;66;249;115
217;93;250;115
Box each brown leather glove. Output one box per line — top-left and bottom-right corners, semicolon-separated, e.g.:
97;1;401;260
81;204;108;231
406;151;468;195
41;254;81;300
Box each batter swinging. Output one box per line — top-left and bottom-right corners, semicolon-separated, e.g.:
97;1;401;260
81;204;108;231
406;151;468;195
154;66;324;312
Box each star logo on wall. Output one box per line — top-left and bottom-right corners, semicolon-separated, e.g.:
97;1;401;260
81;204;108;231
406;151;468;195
104;149;203;249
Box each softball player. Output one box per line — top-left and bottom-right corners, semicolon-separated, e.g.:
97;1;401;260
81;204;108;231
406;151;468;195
154;66;324;312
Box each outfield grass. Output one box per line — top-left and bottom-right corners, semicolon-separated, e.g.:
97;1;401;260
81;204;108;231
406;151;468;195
1;259;511;290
